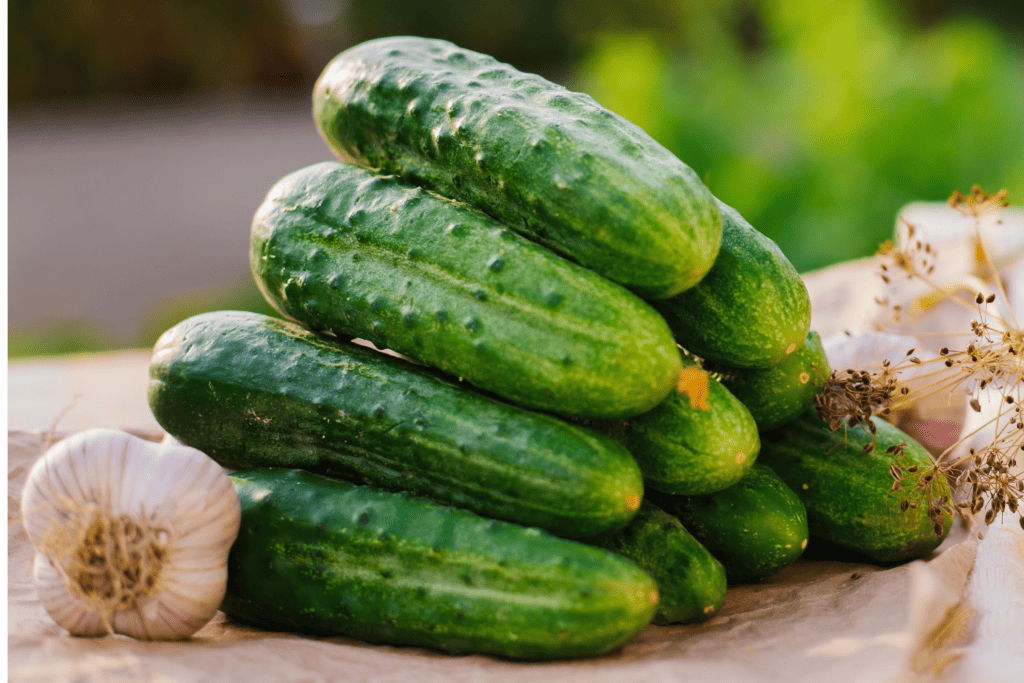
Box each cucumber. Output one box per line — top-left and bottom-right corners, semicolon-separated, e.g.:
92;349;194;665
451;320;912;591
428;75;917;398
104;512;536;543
611;357;759;496
654;464;809;583
590;500;726;624
717;330;830;431
224;468;659;660
759;409;952;563
251;161;682;419
312;36;722;299
148;310;644;538
653;200;811;369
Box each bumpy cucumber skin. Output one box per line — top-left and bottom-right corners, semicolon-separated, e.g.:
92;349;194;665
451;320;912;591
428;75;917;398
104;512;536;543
251;161;682;419
655;464;809;584
654;200;811;369
147;311;644;539
590;500;726;624
312;36;722;299
224;468;659;660
613;357;760;496
718;330;831;431
760;409;952;563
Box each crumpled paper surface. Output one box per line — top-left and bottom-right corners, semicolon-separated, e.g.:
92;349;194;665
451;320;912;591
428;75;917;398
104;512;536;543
8;203;1024;683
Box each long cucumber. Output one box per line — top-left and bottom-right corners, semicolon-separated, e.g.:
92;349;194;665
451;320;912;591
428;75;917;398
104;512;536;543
250;160;682;419
313;36;722;299
148;310;644;538
223;468;660;660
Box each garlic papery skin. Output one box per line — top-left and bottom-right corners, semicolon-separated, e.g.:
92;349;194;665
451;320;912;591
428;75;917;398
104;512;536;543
20;428;241;640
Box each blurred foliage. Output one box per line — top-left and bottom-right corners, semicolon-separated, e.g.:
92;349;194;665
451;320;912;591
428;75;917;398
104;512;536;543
574;0;1024;272
8;322;114;358
8;0;306;102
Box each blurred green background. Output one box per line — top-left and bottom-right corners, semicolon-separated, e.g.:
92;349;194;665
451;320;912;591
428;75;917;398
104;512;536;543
9;0;1024;357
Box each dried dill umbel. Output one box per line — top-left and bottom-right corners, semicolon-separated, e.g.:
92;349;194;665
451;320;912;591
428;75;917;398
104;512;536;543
818;187;1023;533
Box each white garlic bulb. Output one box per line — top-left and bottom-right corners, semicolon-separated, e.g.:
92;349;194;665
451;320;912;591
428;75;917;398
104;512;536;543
20;428;241;640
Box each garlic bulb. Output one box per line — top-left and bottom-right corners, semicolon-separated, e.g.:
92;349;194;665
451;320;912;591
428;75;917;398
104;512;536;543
20;428;241;640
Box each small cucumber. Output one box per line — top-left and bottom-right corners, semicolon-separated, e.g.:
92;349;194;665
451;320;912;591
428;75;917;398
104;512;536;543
716;330;831;431
653;200;811;369
313;36;722;299
590;500;726;624
760;409;952;563
148;311;644;538
611;357;760;495
654;464;809;583
251;161;682;419
224;468;659;660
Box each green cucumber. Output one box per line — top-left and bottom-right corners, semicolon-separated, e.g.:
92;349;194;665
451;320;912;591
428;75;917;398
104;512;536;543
717;330;831;431
653;200;811;369
654;464;809;583
611;357;759;495
312;36;722;299
224;468;659;660
251;160;682;419
590;500;726;624
760;409;952;563
148;310;644;538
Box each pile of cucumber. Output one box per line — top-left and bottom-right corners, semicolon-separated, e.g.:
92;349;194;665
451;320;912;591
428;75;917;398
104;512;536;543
147;36;952;660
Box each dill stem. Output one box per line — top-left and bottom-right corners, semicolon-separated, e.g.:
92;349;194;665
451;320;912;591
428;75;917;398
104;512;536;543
973;220;1019;331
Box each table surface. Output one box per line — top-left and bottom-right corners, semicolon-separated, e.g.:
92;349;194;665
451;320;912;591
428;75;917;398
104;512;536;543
8;348;162;434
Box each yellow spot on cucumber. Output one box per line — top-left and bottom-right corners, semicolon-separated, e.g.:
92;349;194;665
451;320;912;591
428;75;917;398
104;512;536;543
735;452;746;465
799;372;810;384
676;366;711;411
801;538;808;549
786;342;797;355
703;605;715;615
625;492;641;512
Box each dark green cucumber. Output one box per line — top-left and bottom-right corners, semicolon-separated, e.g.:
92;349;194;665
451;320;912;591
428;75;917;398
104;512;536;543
611;357;759;496
590;500;726;624
148;310;644;538
312;36;722;299
251;161;682;419
760;409;952;563
224;468;659;660
717;330;831;431
653;200;811;369
654;464;809;583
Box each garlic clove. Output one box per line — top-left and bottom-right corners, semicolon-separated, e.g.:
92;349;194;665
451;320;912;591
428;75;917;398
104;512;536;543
33;553;109;637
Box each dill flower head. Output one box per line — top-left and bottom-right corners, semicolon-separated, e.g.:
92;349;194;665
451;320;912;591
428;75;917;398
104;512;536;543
819;188;1023;531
